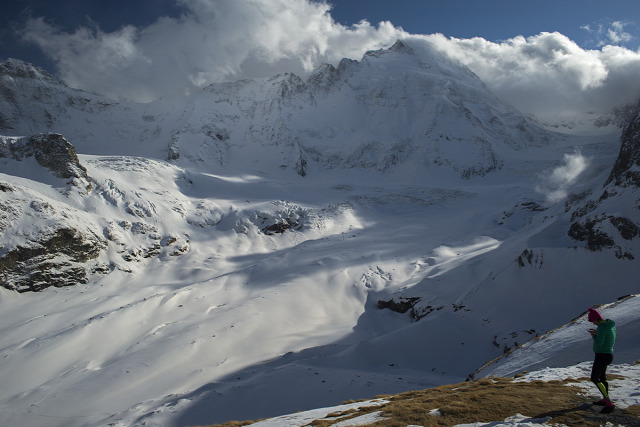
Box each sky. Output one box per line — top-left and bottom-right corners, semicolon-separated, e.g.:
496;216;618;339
2;0;640;120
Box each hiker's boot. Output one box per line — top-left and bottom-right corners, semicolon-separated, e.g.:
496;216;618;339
600;404;615;414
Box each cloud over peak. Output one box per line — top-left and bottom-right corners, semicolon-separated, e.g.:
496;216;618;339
20;0;406;102
17;0;640;123
426;31;640;122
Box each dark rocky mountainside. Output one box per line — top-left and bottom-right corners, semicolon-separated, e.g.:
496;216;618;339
0;225;108;292
568;100;640;259
605;100;640;188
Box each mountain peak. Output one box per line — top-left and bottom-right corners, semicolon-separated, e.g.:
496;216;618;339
389;39;414;54
363;39;415;60
0;58;60;85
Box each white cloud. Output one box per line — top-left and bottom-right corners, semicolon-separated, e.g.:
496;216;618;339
17;0;640;122
424;32;640;122
19;0;406;101
582;20;635;48
536;152;590;203
608;21;633;45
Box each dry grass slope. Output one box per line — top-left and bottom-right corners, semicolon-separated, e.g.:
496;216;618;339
204;377;640;427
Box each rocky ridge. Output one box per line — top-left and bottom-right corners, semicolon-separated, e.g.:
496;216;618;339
567;100;640;259
0;133;91;190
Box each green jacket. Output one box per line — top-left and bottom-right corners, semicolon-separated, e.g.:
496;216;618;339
593;319;616;354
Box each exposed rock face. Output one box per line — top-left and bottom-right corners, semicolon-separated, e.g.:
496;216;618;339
378;296;454;321
0;227;108;292
0;178;109;292
0;133;91;190
567;100;640;259
378;297;421;315
605;101;640;187
29;133;89;181
262;218;300;235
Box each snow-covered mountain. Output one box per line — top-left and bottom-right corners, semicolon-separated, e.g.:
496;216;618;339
1;41;549;177
0;38;638;427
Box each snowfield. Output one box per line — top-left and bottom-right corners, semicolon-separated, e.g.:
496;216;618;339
0;39;639;427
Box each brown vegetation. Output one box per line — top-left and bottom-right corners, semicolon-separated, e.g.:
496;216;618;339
204;376;640;427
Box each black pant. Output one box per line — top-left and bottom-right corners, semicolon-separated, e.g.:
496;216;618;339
591;353;613;391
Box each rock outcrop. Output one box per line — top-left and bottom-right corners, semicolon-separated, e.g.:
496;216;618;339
0;133;91;190
0;176;108;292
605;101;640;188
0;227;108;292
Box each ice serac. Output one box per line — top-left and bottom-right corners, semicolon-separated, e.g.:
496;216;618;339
568;100;640;259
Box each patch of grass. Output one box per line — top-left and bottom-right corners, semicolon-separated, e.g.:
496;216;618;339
625;404;640;418
198;421;256;427
373;378;597;426
202;376;640;427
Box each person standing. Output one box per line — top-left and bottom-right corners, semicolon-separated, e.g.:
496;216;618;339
588;307;617;414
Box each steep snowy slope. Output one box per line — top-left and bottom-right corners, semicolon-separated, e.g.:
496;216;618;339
0;39;638;427
201;294;640;427
473;294;640;379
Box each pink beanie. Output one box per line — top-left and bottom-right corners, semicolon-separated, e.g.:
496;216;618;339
588;308;603;322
